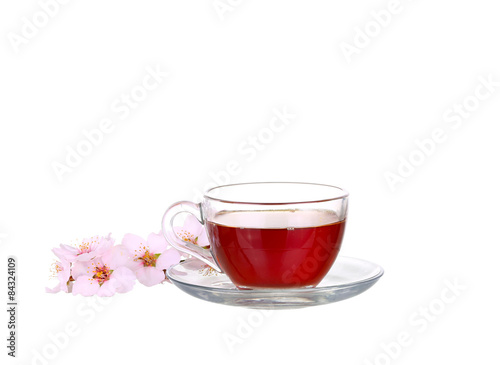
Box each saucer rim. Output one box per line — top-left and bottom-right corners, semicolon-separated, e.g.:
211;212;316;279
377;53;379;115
166;256;384;294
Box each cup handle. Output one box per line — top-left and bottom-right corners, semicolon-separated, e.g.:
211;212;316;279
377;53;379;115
161;201;222;272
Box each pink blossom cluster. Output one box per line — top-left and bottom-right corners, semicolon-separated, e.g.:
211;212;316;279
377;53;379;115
46;216;209;296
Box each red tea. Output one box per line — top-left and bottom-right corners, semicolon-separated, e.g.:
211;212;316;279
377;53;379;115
206;210;346;289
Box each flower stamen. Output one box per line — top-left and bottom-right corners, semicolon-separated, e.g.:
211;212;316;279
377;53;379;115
177;229;197;245
132;243;159;267
49;260;63;278
91;263;112;286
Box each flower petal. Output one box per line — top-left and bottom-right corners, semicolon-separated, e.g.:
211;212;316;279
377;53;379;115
72;235;115;262
46;285;62;294
97;279;118;297
52;244;79;262
73;251;98;262
58;266;71;291
71;261;89;279
72;276;100;296
135;267;165;287
155;249;181;271
146;232;168;253
87;235;101;252
94;234;115;256
71;260;96;279
122;233;147;253
196;228;210;247
102;245;133;270
47;260;71;293
111;267;136;293
183;215;203;236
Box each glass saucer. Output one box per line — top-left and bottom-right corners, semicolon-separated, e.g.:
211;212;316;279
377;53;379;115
166;256;384;309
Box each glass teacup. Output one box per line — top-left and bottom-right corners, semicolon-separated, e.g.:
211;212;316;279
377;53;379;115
162;182;348;289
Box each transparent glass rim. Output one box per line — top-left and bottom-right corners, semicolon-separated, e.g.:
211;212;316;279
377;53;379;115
203;182;349;205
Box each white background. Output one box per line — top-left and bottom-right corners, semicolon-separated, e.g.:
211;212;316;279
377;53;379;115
1;1;499;364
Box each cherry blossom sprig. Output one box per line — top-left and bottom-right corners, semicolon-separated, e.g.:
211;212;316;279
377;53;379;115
46;218;210;296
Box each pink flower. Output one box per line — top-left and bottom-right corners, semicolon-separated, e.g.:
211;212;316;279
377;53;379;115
52;234;114;263
122;232;181;287
174;215;210;248
46;260;71;293
71;245;136;296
